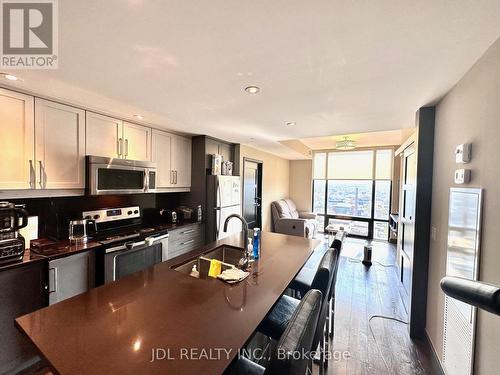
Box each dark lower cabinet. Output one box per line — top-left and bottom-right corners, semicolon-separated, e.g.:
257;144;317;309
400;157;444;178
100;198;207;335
0;261;48;374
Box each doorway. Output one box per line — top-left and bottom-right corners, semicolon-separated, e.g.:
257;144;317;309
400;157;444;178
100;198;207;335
243;158;263;229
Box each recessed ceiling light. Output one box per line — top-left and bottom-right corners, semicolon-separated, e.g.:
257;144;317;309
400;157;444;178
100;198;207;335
244;86;260;95
285;122;296;127
1;73;19;81
134;114;144;120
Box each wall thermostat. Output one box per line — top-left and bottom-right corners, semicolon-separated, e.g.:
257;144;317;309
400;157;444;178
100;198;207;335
454;169;471;184
455;143;471;164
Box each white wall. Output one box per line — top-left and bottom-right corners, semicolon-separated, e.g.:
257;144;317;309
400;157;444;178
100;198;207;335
427;37;500;374
289;160;312;212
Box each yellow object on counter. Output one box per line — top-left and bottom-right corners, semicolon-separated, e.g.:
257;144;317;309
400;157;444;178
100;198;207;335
208;259;222;278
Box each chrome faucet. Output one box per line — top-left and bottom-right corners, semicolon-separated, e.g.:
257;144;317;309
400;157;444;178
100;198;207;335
223;214;249;269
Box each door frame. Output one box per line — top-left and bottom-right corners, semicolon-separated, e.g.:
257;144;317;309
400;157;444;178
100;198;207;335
242;157;263;230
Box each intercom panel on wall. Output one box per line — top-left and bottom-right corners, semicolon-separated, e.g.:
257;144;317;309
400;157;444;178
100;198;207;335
455;143;471;164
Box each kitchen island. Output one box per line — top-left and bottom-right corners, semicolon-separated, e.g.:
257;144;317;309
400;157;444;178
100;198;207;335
15;232;320;374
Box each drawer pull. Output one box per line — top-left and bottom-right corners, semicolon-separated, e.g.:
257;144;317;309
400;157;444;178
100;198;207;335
181;239;195;246
182;229;196;235
48;267;58;293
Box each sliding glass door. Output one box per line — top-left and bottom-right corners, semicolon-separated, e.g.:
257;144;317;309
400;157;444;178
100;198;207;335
312;149;393;240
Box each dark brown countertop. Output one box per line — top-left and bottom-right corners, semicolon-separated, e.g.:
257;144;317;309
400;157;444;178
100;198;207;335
0;240;102;272
15;232;320;375
0;249;46;272
30;239;102;260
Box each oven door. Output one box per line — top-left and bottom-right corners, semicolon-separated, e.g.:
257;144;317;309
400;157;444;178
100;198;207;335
104;242;162;283
90;164;148;195
145;233;169;261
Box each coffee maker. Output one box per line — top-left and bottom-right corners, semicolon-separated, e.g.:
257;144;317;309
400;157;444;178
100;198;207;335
0;201;28;263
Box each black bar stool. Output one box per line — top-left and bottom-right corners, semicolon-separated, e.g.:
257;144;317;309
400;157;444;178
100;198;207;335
258;250;339;372
290;230;345;298
327;230;346;338
289;230;346;341
224;289;322;375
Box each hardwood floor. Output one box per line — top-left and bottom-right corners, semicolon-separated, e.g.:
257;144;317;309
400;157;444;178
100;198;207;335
314;237;441;375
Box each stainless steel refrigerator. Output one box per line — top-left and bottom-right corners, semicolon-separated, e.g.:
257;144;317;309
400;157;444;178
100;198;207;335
206;175;242;243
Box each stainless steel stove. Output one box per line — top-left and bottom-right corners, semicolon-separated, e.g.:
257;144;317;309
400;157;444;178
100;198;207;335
83;206;169;285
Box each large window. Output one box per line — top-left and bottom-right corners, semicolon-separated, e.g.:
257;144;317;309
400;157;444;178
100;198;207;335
327;180;373;217
312;149;393;240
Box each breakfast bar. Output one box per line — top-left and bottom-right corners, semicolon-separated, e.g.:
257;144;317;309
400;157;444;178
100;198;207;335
15;232;320;375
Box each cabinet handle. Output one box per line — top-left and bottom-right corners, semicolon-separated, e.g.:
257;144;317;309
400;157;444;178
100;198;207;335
181;239;195;246
38;161;44;188
118;138;123;157
174;170;178;184
87;255;91;290
28;160;35;188
182;229;195;235
49;267;58;293
125;139;129;158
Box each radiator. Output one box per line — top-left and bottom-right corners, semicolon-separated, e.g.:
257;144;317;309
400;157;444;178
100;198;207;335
443;295;476;375
442;187;482;375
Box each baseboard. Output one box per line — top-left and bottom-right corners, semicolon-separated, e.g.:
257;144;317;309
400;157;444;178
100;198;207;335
423;330;445;375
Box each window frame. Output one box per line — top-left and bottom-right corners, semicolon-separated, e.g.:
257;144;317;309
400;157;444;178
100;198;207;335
312;148;393;240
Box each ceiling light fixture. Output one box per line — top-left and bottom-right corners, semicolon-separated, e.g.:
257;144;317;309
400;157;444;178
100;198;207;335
285;122;296;127
336;136;356;150
134;114;144;120
1;73;19;81
244;86;260;94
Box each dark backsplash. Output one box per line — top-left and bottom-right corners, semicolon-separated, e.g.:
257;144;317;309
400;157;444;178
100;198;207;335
11;192;191;240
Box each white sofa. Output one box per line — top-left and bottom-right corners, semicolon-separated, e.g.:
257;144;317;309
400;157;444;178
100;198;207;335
271;199;318;239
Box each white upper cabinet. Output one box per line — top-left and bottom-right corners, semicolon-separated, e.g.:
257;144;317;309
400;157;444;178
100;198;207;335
0;87;189;194
151;130;173;187
151;131;191;189
86;113;151;160
171;135;192;188
86;112;122;158
123;122;151;161
35;99;86;189
0;89;35;190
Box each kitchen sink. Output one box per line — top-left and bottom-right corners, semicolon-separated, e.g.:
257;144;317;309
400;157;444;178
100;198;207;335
172;245;245;279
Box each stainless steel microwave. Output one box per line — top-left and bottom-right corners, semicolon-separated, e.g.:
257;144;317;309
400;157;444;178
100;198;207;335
86;156;157;195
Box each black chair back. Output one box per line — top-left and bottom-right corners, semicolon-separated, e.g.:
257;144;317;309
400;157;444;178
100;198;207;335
329;230;345;300
330;229;346;251
266;289;322;375
310;249;339;353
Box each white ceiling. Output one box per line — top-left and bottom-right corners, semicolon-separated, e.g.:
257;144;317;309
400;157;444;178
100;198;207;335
300;129;415;151
4;0;500;159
